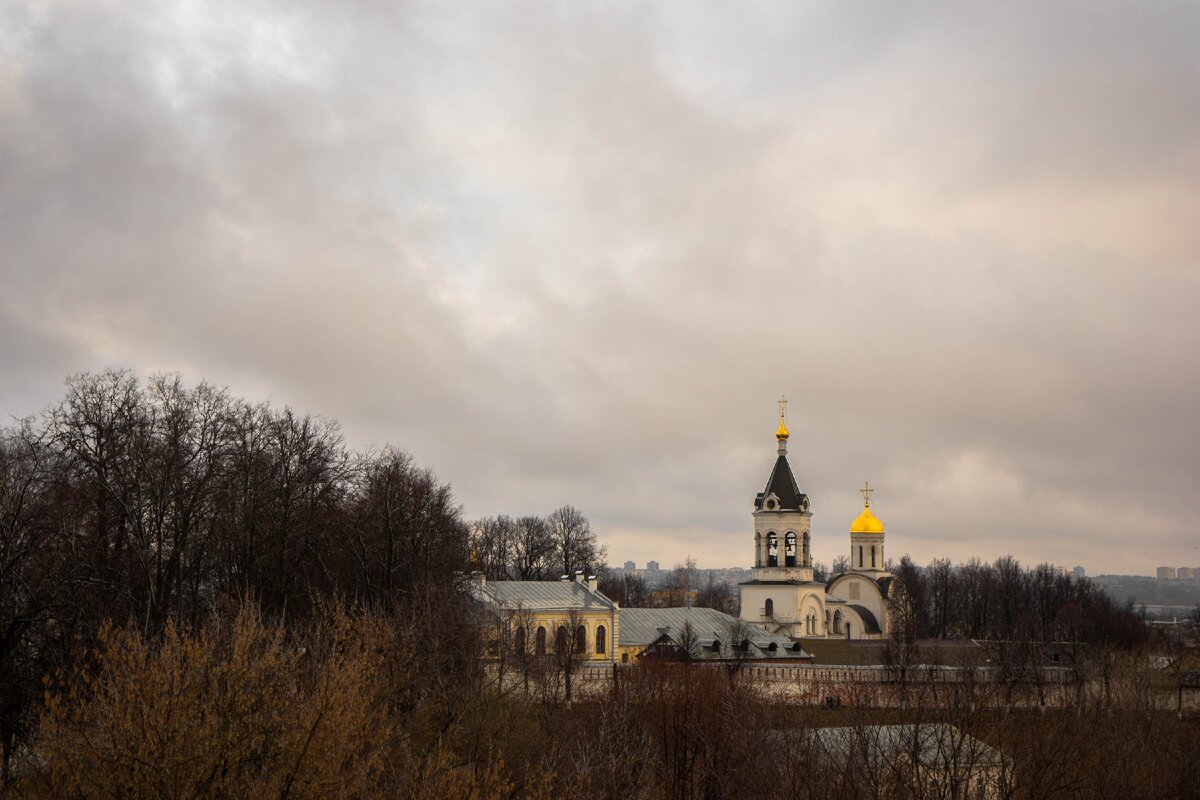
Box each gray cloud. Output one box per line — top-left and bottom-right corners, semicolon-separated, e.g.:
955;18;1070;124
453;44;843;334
2;1;1198;575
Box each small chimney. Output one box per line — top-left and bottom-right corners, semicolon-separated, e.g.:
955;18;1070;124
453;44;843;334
587;574;598;592
574;570;586;584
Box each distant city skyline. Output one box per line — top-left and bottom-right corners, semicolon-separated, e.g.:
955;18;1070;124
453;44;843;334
2;3;1197;575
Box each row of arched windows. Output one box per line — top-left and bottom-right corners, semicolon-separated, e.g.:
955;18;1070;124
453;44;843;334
515;623;606;656
856;544;878;568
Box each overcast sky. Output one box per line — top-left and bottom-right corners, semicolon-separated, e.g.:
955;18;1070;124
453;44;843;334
2;2;1198;576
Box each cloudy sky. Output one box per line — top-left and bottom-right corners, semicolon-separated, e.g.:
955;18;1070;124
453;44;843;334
2;2;1198;575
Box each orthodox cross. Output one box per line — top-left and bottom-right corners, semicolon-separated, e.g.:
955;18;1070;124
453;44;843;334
778;395;787;421
860;481;874;508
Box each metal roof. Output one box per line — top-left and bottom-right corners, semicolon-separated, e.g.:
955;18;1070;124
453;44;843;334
619;607;811;660
755;453;808;511
810;724;1007;770
471;578;616;612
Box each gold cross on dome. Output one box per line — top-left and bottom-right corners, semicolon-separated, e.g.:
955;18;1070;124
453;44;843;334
778;395;787;420
860;481;874;507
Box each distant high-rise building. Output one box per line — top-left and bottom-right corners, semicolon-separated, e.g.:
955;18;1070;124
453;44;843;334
1178;566;1197;580
647;560;661;572
1072;566;1085;579
623;560;636;571
1158;566;1177;580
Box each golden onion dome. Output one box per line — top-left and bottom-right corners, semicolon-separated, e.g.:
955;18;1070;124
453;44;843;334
775;396;790;441
850;504;885;534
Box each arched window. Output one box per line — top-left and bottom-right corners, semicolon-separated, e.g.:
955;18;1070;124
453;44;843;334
871;545;876;568
514;626;526;654
833;610;843;634
802;532;811;567
785;532;797;567
556;626;568;655
858;545;864;568
575;624;587;654
536;626;547;655
764;598;774;617
755;531;762;567
824;610;831;632
596;625;606;654
767;532;779;566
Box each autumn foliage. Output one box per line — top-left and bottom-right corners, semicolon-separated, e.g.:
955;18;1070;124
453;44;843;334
1;372;1198;799
30;607;389;799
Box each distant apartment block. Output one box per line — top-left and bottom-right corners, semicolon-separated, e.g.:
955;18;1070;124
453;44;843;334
1156;566;1200;580
646;560;661;572
1072;566;1085;579
623;560;636;571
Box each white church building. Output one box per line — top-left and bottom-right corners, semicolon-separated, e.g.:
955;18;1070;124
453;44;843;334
739;403;893;640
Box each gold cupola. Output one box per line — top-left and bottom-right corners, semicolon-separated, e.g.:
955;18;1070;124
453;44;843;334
850;481;885;534
775;396;789;455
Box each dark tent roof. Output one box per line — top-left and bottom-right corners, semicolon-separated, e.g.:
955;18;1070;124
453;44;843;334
755;454;808;511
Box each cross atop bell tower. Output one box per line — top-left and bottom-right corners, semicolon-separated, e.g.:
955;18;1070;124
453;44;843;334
775;395;789;455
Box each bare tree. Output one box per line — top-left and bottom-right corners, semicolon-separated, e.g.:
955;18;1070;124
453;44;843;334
661;557;698;607
512;515;553;579
926;557;955;638
469;515;517;580
599;572;649;608
551;608;591;704
546;505;604;578
695;573;737;616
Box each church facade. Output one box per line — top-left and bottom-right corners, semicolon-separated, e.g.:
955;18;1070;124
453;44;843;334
739;403;893;640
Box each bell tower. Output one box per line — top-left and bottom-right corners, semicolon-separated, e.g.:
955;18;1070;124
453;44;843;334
750;397;814;582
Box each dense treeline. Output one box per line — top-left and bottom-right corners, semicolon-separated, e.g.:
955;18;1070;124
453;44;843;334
889;555;1148;648
0;370;471;781
18;602;1200;799
468;510;606;581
